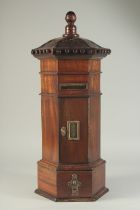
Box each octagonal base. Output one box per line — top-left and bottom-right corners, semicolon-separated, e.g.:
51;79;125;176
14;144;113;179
36;159;108;201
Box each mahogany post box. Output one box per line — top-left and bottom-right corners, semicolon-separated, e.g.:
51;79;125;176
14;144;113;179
31;11;111;201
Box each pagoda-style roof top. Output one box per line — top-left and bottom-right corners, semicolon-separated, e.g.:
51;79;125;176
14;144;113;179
31;11;111;59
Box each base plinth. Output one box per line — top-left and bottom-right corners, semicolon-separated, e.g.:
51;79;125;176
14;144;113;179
35;159;108;202
35;187;109;202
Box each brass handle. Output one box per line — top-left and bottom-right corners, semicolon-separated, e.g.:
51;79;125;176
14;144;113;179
60;126;67;137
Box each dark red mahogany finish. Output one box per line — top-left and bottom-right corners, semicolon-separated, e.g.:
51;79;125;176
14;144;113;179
31;11;111;202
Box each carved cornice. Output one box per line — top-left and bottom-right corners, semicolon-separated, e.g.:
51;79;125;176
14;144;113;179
31;47;111;58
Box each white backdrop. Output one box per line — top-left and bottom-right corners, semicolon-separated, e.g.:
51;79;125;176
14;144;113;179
0;0;140;209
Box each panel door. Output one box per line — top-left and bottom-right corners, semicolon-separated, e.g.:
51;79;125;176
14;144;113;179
59;98;88;163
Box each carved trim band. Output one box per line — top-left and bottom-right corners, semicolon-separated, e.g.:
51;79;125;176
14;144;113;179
31;48;111;57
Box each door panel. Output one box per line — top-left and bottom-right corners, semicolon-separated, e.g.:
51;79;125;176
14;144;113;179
59;98;88;163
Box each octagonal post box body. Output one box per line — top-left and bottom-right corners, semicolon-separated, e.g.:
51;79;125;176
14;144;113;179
31;11;111;201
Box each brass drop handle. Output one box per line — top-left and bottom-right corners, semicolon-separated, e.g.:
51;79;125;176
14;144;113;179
60;126;67;137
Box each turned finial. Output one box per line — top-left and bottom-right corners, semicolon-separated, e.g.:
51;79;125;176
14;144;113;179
63;11;79;38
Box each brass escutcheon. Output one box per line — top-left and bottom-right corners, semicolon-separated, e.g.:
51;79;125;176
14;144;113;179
68;174;82;196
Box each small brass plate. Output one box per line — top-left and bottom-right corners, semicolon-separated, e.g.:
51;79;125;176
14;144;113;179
67;121;80;140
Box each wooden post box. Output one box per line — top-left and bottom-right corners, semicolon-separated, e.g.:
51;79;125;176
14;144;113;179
31;11;111;201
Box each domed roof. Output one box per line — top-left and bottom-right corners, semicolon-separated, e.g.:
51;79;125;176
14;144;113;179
31;11;111;59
